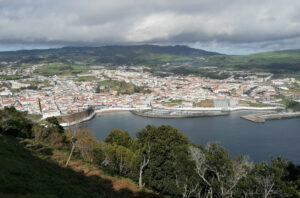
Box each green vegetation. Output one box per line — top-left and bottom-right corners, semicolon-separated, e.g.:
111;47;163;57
248;102;275;107
26;113;43;120
96;80;150;94
285;100;300;111
205;50;300;74
76;76;97;82
0;135;106;198
0;75;26;80
170;67;231;79
22;79;50;87
0;107;158;198
0;107;299;197
162;99;182;104
1;45;299;75
34;63;87;76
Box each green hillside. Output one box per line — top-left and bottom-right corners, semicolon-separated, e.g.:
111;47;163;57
0;45;299;74
0;45;218;67
205;49;300;74
0;136;101;198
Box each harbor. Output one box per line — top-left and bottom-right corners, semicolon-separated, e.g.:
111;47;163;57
241;112;300;123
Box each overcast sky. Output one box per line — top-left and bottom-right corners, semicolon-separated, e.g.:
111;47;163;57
0;0;300;54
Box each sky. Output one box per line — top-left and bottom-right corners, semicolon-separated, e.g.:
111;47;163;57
0;0;300;54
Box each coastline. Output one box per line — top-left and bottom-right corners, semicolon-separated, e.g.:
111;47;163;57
60;112;96;127
57;106;287;126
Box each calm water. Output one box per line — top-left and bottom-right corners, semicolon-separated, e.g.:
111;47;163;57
81;111;300;163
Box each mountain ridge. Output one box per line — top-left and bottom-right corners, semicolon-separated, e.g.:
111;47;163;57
0;44;299;74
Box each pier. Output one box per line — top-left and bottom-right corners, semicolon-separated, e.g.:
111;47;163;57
241;112;300;123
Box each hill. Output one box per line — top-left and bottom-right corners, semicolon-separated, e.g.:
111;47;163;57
205;49;300;74
0;45;299;74
0;135;159;198
0;45;219;67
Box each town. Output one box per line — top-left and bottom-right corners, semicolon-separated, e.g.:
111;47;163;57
0;64;300;119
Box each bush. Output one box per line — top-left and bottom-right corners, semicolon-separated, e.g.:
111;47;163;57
0;107;33;138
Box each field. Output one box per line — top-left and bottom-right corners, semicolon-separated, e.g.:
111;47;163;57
34;63;87;76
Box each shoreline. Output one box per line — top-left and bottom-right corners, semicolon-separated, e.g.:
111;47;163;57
58;106;286;126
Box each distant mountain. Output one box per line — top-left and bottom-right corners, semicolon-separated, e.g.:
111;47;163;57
0;45;299;74
0;45;219;66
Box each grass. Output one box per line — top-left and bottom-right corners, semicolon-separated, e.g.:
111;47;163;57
248;102;275;107
0;135;160;198
0;75;24;80
0;135;102;198
76;76;97;82
34;63;87;76
26;114;43;121
162;100;182;104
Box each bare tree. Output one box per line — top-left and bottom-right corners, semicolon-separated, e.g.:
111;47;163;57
65;123;79;167
221;156;254;197
65;124;94;166
204;143;254;198
138;143;151;187
256;173;279;198
175;175;200;198
189;146;212;198
65;135;76;166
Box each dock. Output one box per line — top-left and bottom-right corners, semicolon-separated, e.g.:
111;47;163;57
241;112;300;123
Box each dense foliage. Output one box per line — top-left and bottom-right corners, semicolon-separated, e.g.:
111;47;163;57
96;80;150;94
0;107;299;197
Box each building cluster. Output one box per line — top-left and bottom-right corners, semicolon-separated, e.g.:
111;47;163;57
0;65;299;117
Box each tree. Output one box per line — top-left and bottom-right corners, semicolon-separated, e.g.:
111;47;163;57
104;143;136;176
189;145;212;198
254;162;280;198
65;124;95;166
105;129;135;149
175;145;203;198
136;125;189;195
0;106;33;138
138;143;151;187
189;143;254;198
45;116;64;133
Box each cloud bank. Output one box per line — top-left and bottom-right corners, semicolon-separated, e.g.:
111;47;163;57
0;0;300;54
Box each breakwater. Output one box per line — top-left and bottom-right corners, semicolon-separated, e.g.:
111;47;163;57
241;112;300;123
131;108;229;118
59;107;95;126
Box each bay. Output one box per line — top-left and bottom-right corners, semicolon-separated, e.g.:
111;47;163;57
81;111;300;164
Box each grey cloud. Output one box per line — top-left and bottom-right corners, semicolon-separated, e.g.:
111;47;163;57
0;0;300;54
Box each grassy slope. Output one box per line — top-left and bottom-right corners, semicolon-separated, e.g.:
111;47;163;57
0;135;159;198
205;49;300;73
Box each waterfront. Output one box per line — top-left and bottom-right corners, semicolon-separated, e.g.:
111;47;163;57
81;111;300;164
